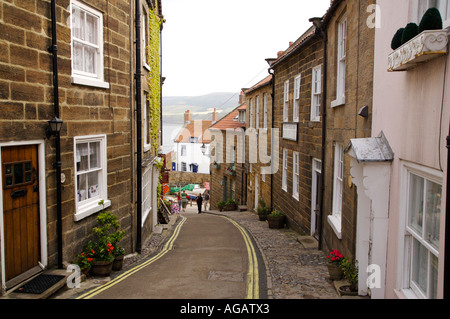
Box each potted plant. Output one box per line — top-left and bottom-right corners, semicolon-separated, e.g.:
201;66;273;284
86;200;125;276
326;249;344;281
112;246;126;271
338;258;359;296
267;208;286;229
75;251;93;276
217;201;225;212
257;197;270;221
225;198;237;211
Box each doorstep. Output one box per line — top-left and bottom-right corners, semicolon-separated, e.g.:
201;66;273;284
2;269;69;300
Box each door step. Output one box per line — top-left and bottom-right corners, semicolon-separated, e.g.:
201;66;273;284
3;269;68;299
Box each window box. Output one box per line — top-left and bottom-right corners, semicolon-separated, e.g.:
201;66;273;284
225;167;236;176
388;30;448;72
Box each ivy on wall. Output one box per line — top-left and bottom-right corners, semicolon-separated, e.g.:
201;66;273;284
146;9;162;153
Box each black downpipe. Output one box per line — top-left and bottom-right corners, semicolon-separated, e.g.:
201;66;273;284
50;0;63;269
445;130;450;299
135;0;142;253
268;68;275;211
318;26;328;251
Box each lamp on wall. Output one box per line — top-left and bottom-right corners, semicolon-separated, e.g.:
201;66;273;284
200;143;207;155
46;116;63;138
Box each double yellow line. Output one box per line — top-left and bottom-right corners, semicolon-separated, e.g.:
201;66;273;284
220;216;259;299
76;215;187;299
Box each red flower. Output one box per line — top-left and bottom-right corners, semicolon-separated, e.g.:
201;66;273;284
91;249;95;254
87;258;93;262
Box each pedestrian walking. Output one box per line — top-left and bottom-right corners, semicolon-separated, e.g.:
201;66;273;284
196;193;203;214
177;192;182;212
181;190;188;212
203;190;210;211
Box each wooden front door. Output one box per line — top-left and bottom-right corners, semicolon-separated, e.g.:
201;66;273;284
1;145;40;282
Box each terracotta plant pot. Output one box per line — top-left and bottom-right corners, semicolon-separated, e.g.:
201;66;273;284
112;255;124;271
91;260;113;276
326;263;343;281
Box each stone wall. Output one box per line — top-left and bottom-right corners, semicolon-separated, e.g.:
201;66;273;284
271;35;324;236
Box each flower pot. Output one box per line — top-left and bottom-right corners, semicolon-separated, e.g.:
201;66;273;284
326;263;343;281
338;285;358;297
258;213;267;221
91;260;113;276
267;214;286;229
112;255;124;271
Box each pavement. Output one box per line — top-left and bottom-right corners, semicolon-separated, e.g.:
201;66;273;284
48;202;341;299
209;209;340;299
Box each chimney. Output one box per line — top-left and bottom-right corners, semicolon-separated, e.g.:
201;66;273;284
212;108;218;122
289;41;293;47
277;51;284;57
239;91;245;105
184;110;192;124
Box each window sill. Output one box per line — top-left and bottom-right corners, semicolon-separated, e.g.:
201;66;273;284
327;214;342;239
331;97;345;108
71;76;110;89
292;194;299;201
388;30;448;72
74;199;111;222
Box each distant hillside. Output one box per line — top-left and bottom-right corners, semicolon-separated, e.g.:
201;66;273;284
162;92;240;124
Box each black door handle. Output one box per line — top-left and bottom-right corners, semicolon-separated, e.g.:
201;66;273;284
11;189;27;199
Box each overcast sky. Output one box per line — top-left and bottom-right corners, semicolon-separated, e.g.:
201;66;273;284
161;0;331;97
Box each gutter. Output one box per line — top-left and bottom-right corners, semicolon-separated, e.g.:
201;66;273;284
50;0;63;269
135;0;143;253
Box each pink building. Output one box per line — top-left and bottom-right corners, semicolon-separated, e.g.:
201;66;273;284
347;0;449;299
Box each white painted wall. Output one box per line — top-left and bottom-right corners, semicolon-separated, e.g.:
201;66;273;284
374;0;450;299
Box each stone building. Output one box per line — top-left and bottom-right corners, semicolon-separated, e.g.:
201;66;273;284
318;0;375;259
242;75;273;212
268;25;324;237
208;101;246;210
0;0;163;293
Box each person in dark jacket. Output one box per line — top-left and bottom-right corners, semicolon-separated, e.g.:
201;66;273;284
196;193;203;214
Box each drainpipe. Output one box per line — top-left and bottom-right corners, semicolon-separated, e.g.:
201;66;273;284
445;130;450;299
316;23;328;251
268;68;275;211
135;0;143;253
50;0;63;269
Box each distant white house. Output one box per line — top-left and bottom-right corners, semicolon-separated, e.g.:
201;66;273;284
173;110;217;174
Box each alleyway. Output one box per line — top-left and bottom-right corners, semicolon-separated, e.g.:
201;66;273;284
72;206;265;299
55;204;339;300
211;210;339;299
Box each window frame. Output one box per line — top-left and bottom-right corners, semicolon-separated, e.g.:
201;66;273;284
294;74;301;123
282;149;288;192
331;17;347;108
249;98;254;128
69;0;109;89
311;65;322;122
263;93;268;129
398;161;443;299
256;96;260;129
73;134;110;221
413;0;450;29
328;143;343;238
283;80;289;122
292;151;299;200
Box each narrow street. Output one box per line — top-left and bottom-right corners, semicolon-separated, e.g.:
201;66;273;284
75;206;267;299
